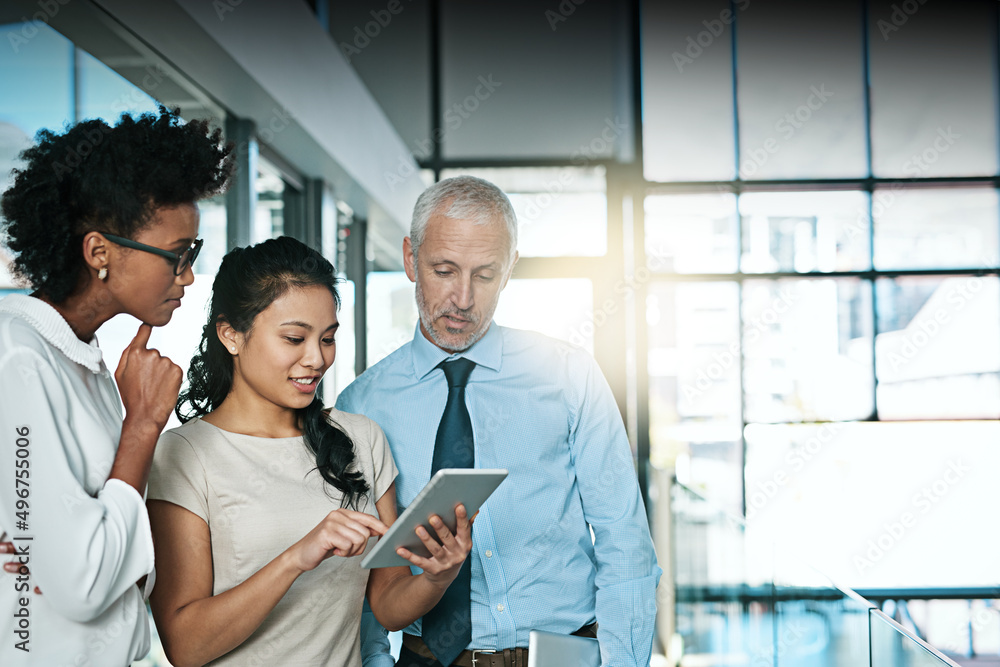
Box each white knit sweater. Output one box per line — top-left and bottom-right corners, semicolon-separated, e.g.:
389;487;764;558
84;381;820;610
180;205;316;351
0;294;154;666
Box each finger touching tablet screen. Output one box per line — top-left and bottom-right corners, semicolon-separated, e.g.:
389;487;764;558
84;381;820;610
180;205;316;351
361;468;508;569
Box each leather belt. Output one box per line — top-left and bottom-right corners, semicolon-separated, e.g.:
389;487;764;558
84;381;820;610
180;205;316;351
402;622;597;667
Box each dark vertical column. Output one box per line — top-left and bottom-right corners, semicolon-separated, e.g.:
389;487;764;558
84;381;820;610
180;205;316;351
626;0;650;511
345;216;369;377
430;0;442;181
225;116;257;251
283;177;324;251
303;178;325;251
70;46;80;124
283;185;303;243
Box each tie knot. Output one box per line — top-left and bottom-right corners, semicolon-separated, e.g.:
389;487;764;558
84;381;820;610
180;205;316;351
439;357;475;388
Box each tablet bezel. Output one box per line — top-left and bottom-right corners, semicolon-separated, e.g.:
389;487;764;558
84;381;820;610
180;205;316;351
360;468;508;569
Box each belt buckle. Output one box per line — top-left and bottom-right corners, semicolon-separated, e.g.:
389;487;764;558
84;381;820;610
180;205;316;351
471;648;496;667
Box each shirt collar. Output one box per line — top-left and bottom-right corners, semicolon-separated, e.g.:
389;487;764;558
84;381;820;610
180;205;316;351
0;294;104;373
410;320;503;380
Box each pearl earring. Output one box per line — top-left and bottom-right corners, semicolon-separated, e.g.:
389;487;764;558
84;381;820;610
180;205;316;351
98;267;108;281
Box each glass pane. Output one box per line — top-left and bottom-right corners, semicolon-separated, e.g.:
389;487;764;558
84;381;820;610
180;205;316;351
743;278;873;422
648;281;742;513
875;276;1000;420
0;22;73;195
642;0;736;181
493;278;594;353
737;0;867;179
910;599;1000;659
193;195;227;276
440;167;607;257
740;191;871;273
366;271;418;368
645;193;739;274
253;157;285;243
327;278;356;404
669;481;777;666
771;553;874;667
0;21;73;140
440;1;624;160
744;420;1000;589
328;0;432;160
0;251;18;289
873;188;1000;271
869;1;998;178
77;48;160;123
871;609;960;666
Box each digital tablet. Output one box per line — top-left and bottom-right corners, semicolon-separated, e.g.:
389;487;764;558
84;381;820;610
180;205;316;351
361;468;508;569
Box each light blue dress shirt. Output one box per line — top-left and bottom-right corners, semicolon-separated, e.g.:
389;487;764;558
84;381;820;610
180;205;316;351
337;323;661;667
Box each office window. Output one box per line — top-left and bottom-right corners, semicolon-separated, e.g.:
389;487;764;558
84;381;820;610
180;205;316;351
0;21;73;146
739;191;870;273
737;0;867;179
645;193;739;274
875;275;1000;420
742;278;873;423
327;278;356;402
77;49;160;123
193;195;227;275
641;0;736;182
638;2;1000;602
439;1;625;160
868;0;998;178
366;271;418;368
647;281;743;513
872;187;1000;271
642;0;739;181
494;278;594;352
253;157;286;244
744;420;1000;587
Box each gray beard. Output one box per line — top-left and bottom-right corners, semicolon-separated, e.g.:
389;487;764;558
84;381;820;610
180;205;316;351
415;280;488;352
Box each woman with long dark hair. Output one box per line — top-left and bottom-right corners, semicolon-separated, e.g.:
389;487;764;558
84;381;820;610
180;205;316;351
146;236;472;667
0;107;233;665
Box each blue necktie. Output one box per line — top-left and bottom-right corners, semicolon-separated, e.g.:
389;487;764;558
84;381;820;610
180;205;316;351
423;357;475;665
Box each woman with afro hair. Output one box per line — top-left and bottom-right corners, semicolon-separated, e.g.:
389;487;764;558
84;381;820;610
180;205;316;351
0;107;233;665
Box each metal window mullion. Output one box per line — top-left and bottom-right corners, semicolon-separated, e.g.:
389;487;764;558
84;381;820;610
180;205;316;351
862;0;880;421
737;279;748;519
345;216;369;377
730;0;742;182
429;0;442;181
224;116;256;251
71;46;80;124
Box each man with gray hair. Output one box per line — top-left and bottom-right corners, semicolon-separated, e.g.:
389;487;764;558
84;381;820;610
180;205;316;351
337;175;660;667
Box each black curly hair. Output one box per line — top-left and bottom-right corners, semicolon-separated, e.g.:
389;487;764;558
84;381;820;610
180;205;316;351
177;236;369;508
0;106;234;303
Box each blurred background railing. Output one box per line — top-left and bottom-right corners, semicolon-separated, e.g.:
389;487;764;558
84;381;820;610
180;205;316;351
658;470;995;667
